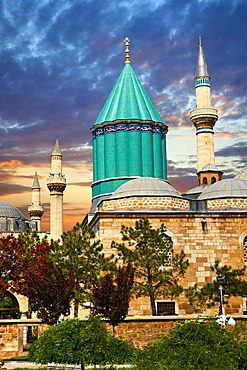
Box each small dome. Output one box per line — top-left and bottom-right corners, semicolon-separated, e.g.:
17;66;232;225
185;185;209;195
235;167;247;181
110;177;182;199
198;178;247;200
0;202;25;219
198;164;222;173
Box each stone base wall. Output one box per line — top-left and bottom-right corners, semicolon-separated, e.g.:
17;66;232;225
109;316;247;348
0;319;45;359
1;317;247;357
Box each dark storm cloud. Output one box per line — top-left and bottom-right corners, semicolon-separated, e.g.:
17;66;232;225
216;142;247;158
0;183;30;196
0;0;246;175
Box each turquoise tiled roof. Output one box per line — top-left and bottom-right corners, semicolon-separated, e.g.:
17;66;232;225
94;63;164;125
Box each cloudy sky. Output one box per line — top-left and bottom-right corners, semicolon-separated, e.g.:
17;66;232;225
0;0;246;231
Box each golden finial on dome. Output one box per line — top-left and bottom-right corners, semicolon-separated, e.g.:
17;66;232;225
124;37;130;64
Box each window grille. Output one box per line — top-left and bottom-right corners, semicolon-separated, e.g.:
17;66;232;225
157;301;176;316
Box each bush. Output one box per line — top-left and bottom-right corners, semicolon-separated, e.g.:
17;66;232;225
29;316;136;369
135;320;247;370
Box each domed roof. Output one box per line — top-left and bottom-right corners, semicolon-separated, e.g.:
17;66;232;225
0;201;25;219
198;164;222;173
110;177;182;199
185;184;209;195
198;178;247;200
235;166;247;181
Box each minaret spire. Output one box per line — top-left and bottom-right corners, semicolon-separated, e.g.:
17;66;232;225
190;37;222;185
47;138;66;240
28;172;44;231
196;36;209;78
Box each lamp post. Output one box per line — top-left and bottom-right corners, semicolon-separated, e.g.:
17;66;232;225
216;275;235;327
217;276;225;316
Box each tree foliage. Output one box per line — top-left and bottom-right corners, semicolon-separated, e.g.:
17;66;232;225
0;235;26;294
91;263;134;330
186;260;247;312
29;317;136;370
135;320;247;370
112;218;189;316
0;232;75;324
53;222;115;316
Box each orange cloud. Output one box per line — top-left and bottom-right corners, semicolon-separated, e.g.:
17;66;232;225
0;159;24;169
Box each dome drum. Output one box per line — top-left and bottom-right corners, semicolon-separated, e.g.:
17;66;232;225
99;195;190;212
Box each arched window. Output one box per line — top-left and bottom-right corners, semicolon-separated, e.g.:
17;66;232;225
211;177;216;184
203;177;208;184
244;236;247;263
0;291;20;319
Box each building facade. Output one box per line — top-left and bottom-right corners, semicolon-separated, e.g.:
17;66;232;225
85;37;247;317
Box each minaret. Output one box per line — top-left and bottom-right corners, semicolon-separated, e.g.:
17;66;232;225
90;38;168;211
47;137;66;240
28;172;44;231
190;36;222;185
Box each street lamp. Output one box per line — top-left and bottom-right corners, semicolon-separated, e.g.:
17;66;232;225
216;276;235;327
217;276;225;315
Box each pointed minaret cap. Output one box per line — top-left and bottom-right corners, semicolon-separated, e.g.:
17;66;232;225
32;171;40;189
52;137;62;156
195;36;210;78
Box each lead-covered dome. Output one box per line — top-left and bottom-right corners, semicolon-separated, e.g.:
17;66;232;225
235;167;247;181
198;178;247;200
110;177;182;199
98;177;190;212
0;201;33;233
0;201;25;219
198;164;222;172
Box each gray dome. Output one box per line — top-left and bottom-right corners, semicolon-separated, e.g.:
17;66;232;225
235;167;247;181
110;177;182;199
0;201;25;219
185;185;209;195
198;178;247;200
198;164;222;173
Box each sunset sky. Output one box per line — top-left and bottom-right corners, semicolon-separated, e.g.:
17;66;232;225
0;0;246;231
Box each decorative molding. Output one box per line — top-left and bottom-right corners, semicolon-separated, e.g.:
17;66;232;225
92;122;168;139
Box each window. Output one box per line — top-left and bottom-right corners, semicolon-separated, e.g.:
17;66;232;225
27;326;38;344
203;177;208;184
211;177;216;184
244;236;247;263
156;301;176;316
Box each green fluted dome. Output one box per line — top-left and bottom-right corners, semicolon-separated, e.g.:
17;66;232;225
94;63;164;125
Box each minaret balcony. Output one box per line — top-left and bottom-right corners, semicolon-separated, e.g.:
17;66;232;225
28;205;44;218
190;107;218;127
47;174;66;193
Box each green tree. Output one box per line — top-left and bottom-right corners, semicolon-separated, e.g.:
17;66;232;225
186;260;247;312
112;218;189;316
29;317;136;370
91;263;134;332
54;222;115;317
135;320;247;370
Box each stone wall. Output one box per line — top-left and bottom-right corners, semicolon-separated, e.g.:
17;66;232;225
110;316;247;348
100;196;190;211
0;319;45;359
92;211;247;316
208;198;247;209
